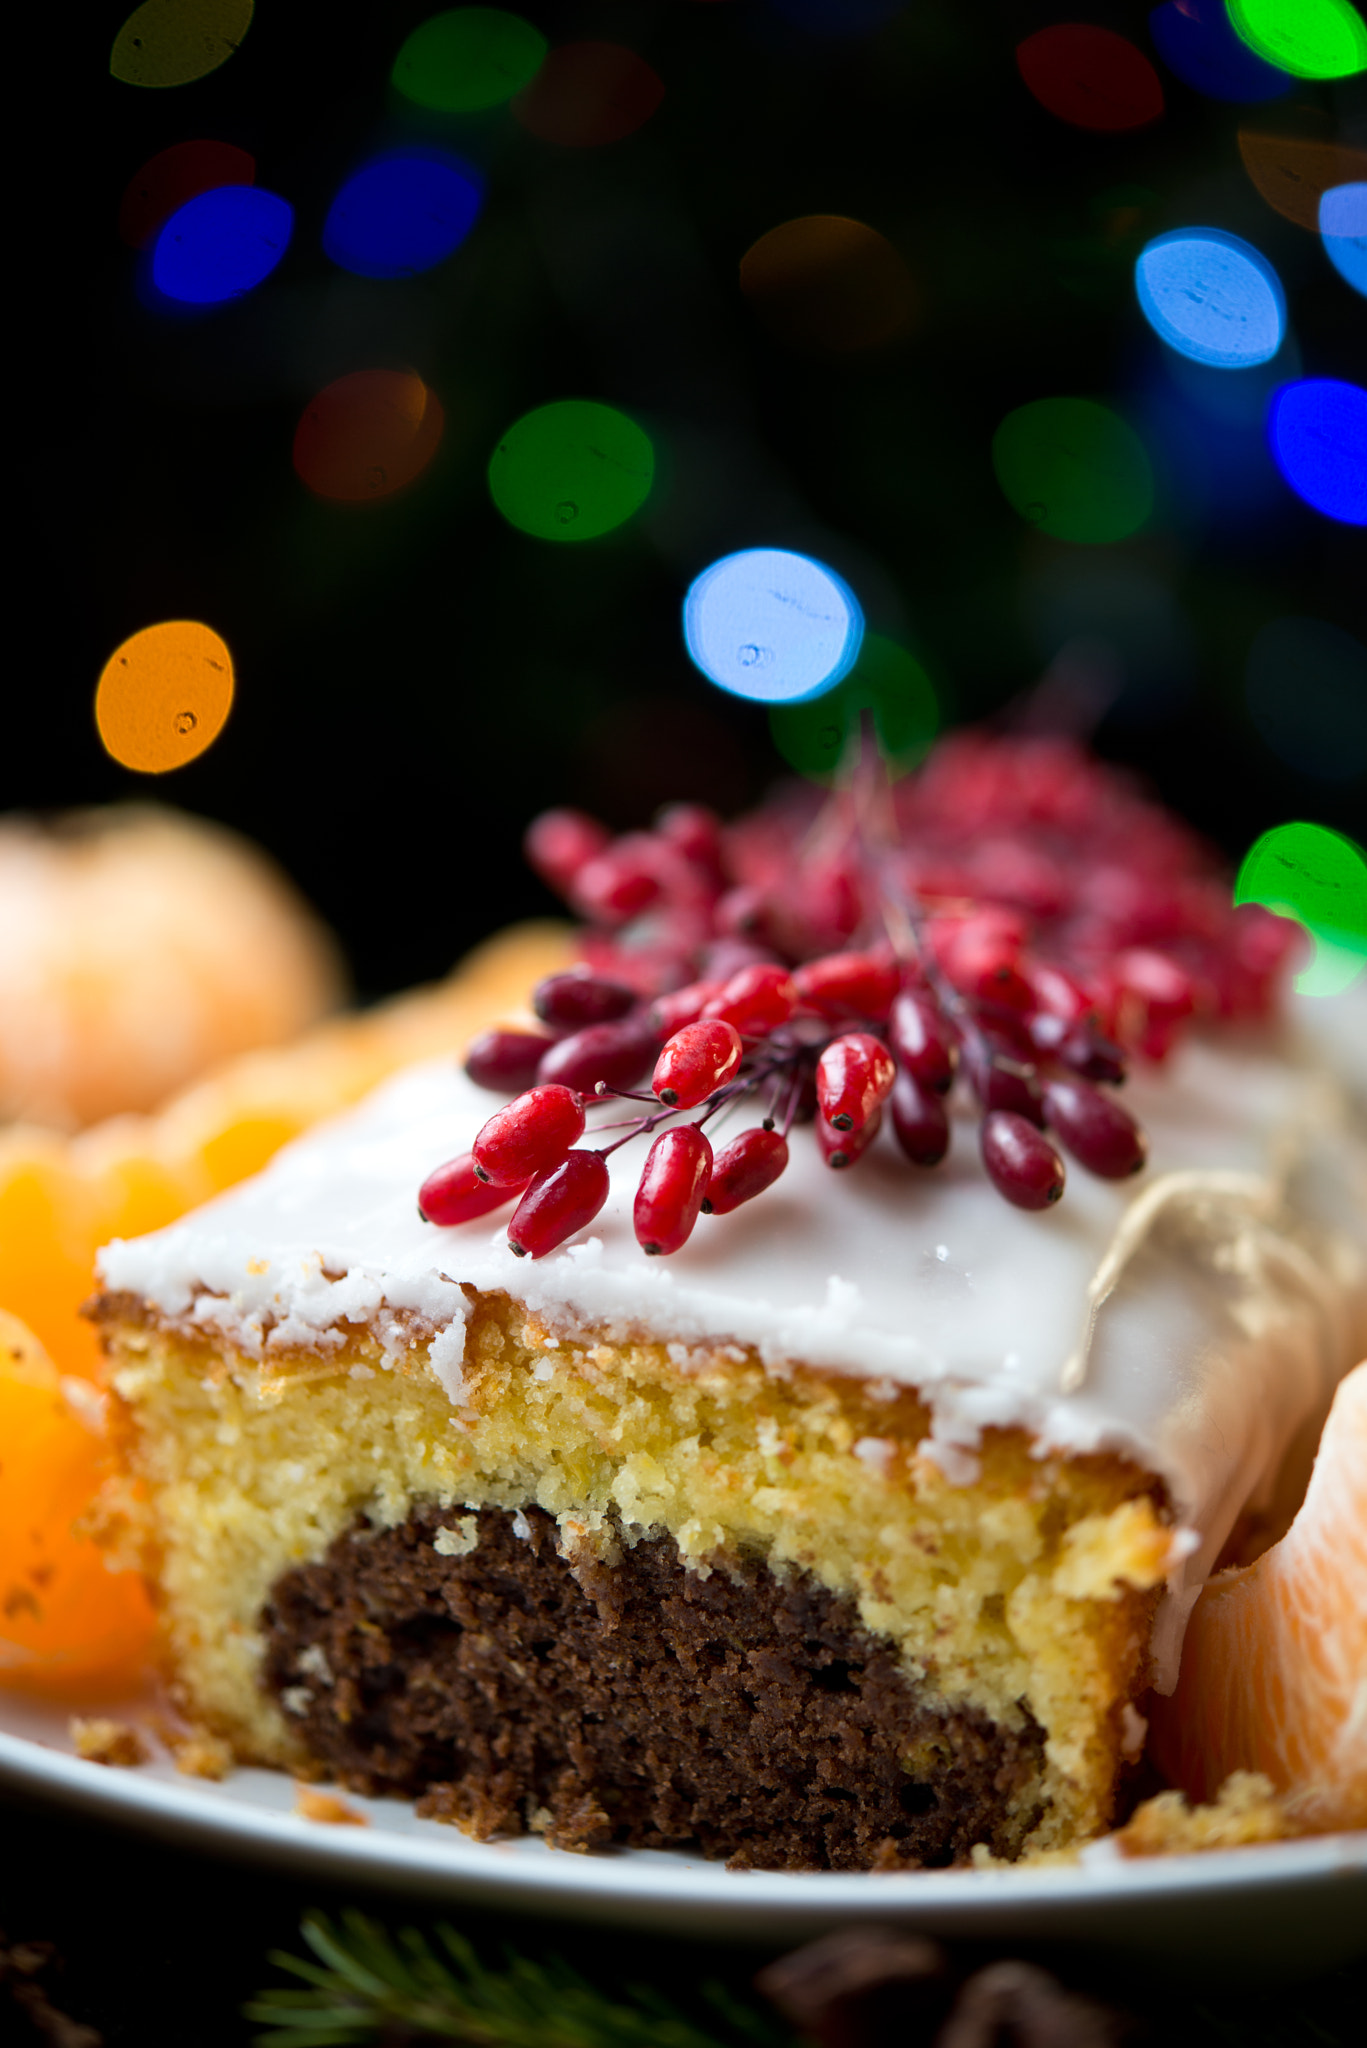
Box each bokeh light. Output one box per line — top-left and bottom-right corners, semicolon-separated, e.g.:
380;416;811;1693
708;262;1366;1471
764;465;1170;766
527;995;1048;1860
118;141;254;250
111;0;253;88
1016;26;1165;132
1238;119;1367;230
1147;1;1290;102
1134;228;1285;368
151;185;292;304
512;42;663;147
1320;183;1367;293
488;399;654;541
1226;0;1367;79
1245;617;1367;782
323;154;482;280
95;621;234;774
292;372;445;504
392;8;547;111
683;549;864;705
1267;378;1367;524
739;216;916;353
768;633;936;778
992;399;1154;544
1235;821;1367;997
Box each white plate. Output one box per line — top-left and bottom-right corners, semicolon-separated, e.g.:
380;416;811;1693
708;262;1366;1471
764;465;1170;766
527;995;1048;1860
2;1686;1363;1972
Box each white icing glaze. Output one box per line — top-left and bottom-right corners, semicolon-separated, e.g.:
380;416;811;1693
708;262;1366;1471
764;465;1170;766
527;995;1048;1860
98;989;1367;1686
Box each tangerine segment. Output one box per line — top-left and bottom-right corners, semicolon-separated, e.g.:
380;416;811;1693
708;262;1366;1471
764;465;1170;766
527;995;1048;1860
0;1312;156;1694
1153;1362;1367;1831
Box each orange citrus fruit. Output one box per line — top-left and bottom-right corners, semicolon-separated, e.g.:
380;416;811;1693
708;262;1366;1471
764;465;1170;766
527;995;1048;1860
1152;1362;1367;1832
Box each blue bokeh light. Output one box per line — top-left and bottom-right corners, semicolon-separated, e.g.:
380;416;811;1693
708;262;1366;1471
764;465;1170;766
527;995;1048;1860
1147;2;1290;102
152;186;293;305
683;549;864;705
1268;379;1367;526
323;153;483;280
1134;228;1285;368
1320;183;1367;297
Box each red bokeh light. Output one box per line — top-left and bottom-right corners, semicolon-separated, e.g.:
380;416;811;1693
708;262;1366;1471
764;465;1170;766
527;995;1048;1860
117;140;255;250
1016;25;1164;134
513;42;664;148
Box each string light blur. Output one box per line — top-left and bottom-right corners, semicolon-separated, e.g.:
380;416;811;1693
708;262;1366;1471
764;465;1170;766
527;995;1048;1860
1227;0;1367;79
992;399;1154;544
488;400;654;541
96;622;234;775
512;43;664;147
392;9;547;111
1235;821;1367;997
152;186;292;305
293;372;445;504
1238;121;1367;231
1134;229;1285;368
739;217;916;354
1320;183;1367;294
1245;618;1367;782
1147;1;1290;101
111;0;253;88
768;634;936;779
323;155;482;280
1267;378;1367;524
118;142;254;249
1015;26;1165;132
683;549;864;705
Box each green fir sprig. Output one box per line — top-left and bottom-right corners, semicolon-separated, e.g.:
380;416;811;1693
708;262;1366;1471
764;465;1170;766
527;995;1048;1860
245;1909;793;2048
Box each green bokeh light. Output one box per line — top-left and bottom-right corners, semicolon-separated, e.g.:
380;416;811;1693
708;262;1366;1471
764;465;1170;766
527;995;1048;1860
992;398;1153;545
1226;0;1367;80
768;633;938;781
393;8;547;113
1235;820;1367;997
488;400;654;542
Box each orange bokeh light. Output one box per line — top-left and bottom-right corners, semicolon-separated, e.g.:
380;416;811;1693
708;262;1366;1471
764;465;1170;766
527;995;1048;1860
740;215;917;353
1238;117;1367;230
95;620;234;774
292;370;445;504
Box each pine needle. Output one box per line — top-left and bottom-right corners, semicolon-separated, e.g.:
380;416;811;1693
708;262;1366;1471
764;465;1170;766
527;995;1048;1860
245;1909;792;2048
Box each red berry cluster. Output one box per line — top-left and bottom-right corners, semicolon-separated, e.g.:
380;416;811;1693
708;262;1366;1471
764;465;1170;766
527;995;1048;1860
418;733;1302;1261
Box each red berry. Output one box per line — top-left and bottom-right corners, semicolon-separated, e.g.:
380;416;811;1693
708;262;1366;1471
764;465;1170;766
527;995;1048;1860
652;1019;743;1109
418;1152;522;1226
818;1105;883;1170
703;962;798;1036
980;1111;1066;1210
889;1069;950;1168
464;1028;553;1093
508;1151;611;1259
655;802;724;871
524;809;610;894
793;951;899;1021
532;971;638;1031
473;1084;585;1188
962;1037;1045;1124
703;1127;789;1215
570;834;664;925
649;979;723;1040
1057;1025;1127;1085
633;1125;713;1255
701;936;781;982
815;1032;895;1133
937;910;1034;1011
1042;1078;1147;1179
887;990;958;1095
536;1014;658;1093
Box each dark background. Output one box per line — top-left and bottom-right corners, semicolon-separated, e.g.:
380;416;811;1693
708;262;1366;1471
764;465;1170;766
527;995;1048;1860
12;0;1366;1002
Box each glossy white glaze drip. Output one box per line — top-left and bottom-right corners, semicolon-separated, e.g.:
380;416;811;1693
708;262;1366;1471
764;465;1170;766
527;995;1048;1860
99;990;1367;1687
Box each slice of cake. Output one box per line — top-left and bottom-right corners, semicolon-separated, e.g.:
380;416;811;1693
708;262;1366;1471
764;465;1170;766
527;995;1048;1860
88;739;1367;1869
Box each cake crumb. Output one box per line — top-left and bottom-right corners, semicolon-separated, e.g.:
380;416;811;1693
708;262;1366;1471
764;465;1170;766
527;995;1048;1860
69;1717;147;1768
1116;1770;1291;1856
294;1785;369;1825
434;1514;480;1557
171;1730;233;1780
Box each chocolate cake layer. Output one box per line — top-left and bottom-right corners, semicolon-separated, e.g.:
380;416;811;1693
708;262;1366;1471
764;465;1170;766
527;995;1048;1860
261;1506;1046;1870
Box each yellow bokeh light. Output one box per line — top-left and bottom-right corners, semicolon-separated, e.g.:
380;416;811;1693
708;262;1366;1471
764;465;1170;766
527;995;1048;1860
111;0;254;90
95;620;234;774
